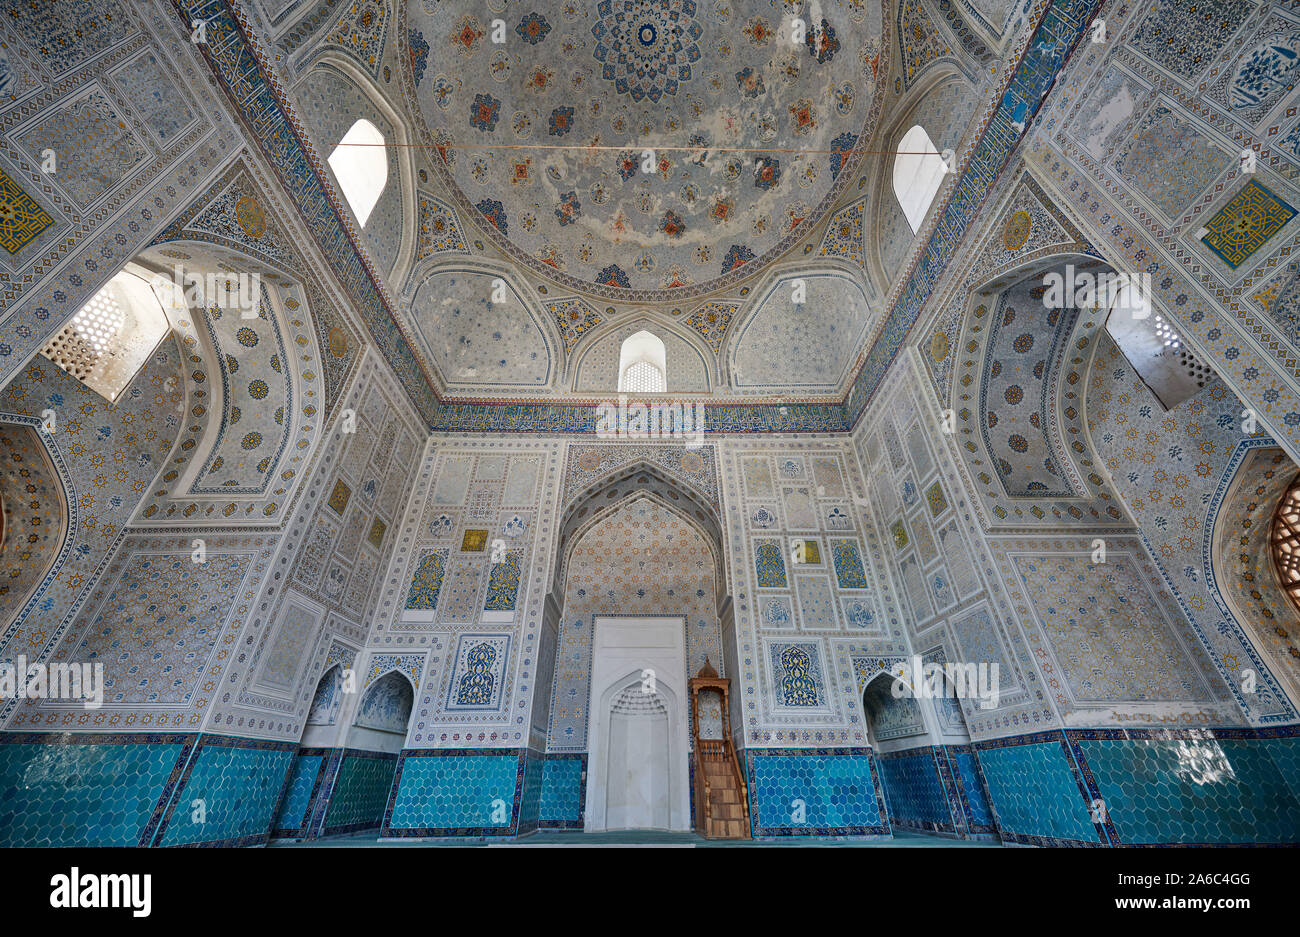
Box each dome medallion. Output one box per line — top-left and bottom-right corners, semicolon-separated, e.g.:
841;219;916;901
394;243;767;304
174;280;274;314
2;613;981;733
592;0;703;103
402;0;886;300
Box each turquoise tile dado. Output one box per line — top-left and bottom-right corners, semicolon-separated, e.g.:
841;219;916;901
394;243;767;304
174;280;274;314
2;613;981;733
948;747;995;832
1268;737;1300;804
323;751;398;834
1078;738;1300;845
878;748;954;831
273;753;323;833
539;756;585;828
976;738;1101;845
0;736;189;847
746;748;889;837
517;749;545;834
157;738;294;847
384;749;524;836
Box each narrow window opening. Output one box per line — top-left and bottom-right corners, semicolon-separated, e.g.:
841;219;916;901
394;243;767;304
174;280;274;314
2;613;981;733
1103;281;1208;411
618;331;667;393
893;125;947;234
328;119;388;227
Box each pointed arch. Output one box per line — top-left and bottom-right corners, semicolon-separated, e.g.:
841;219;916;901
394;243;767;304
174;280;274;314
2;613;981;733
553;458;726;604
568;315;714;393
353;668;415;736
618;331;667;393
294;55;415;280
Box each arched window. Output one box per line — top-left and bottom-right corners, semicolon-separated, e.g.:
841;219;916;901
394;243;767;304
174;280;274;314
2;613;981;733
893;125;947;234
40;269;171;403
618;330;667;393
328;119;388;227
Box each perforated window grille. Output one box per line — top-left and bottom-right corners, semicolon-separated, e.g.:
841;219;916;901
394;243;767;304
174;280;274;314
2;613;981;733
41;284;127;388
1270;473;1300;611
622;359;666;393
39;271;170;403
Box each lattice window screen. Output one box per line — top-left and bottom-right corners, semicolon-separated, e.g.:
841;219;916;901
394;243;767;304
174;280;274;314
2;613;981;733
1271;474;1300;608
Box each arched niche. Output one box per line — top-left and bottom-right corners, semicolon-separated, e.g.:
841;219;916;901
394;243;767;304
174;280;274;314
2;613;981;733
0;421;70;630
542;461;737;770
569;317;712;393
860;670;927;749
586;661;690;832
947;251;1133;526
306;664;344;728
1210;444;1300;714
129;245;325;524
348;669;415;754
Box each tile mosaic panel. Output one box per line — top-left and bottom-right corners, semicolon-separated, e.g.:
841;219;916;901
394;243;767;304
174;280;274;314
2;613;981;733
1078;736;1300;845
975;736;1101;845
0;736;188;847
746;749;888;837
157;739;294;847
322;750;398;834
385;749;524;836
272;752;323;833
878;748;955;832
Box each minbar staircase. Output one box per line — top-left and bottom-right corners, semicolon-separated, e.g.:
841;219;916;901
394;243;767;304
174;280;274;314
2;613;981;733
689;660;751;840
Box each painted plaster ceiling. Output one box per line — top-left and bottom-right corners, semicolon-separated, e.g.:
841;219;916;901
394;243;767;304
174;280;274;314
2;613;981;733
730;270;876;394
409;267;555;387
402;0;886;299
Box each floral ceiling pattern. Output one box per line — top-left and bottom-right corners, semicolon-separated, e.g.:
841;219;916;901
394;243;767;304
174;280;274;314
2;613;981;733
402;0;885;298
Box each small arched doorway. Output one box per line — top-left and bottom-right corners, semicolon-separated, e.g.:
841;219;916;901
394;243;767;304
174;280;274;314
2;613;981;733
860;670;928;827
272;662;346;839
320;669;413;838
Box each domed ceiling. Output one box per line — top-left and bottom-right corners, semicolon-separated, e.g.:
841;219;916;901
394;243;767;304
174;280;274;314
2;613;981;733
401;0;885;300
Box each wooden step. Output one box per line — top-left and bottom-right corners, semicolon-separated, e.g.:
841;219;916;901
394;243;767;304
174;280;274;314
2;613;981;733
695;741;752;840
707;819;746;838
